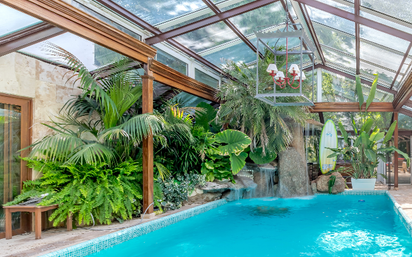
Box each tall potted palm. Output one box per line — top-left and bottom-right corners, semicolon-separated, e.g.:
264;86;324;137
327;75;410;190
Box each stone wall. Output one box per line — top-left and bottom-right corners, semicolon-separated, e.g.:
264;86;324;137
0;52;81;178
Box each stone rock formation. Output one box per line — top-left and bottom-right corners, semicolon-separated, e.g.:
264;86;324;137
315;172;345;194
276;147;310;198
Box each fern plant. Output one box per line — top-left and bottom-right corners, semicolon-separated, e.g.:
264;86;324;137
5;159;161;226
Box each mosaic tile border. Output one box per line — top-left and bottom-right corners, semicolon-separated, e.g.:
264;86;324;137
41;199;227;257
316;190;412;236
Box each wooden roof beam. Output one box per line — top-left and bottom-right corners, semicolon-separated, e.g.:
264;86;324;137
0;22;65;57
310;102;394;113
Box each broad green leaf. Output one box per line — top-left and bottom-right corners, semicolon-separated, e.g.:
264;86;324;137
360;119;374;135
365;74;378;111
215;129;251;155
230;152;248;174
379;146;410;167
338;122;349;145
365;149;376;163
249;147;277;164
355;75;364;110
360;132;369;147
383;121;397;144
370;131;384;142
205;161;214;169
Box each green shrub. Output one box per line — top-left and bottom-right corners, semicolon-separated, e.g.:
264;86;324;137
157;174;206;210
6;158;162;226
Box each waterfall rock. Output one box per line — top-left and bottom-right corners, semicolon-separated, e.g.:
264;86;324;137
311;181;317;194
276;147;310;198
315;172;345;194
254;165;276;197
200;181;233;193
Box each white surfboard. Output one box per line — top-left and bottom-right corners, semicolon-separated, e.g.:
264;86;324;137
319;120;338;174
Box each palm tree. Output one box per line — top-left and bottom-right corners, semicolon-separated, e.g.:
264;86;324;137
27;43;164;166
216;46;309;155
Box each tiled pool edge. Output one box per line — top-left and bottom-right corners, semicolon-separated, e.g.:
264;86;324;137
316;190;412;237
41;199;227;257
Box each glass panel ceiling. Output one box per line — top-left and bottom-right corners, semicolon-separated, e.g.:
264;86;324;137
307;6;355;35
228;2;285;36
19;33;124;71
360;60;396;86
112;0;210;27
360;25;409;52
360;41;404;71
312;22;355;56
0;4;41;37
361;0;412;24
175;21;238;53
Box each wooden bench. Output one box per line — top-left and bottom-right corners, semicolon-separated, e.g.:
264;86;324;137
3;204;72;239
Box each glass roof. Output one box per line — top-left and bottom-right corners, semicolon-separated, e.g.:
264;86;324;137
19;33;124;71
0;4;41;37
5;0;412;114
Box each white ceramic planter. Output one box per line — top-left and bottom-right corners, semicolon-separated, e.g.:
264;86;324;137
351;178;376;191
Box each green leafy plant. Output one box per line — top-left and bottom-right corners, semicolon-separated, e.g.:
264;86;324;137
200;129;251;182
157;174;206;210
5;159;160;226
327;74;410;179
249;147;277;165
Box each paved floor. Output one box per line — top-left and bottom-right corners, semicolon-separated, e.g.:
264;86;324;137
1;186;412;257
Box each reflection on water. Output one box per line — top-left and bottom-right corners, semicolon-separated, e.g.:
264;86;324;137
254;206;289;216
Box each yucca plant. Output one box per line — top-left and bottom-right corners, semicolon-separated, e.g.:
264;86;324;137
327;74;410;179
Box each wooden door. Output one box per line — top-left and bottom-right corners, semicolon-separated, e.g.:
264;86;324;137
0;94;31;239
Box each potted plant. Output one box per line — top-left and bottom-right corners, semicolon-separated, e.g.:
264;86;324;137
327;75;410;190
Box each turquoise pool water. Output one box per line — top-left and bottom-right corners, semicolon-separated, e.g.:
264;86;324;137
90;195;412;256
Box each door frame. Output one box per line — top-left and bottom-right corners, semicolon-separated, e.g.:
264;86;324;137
0;93;32;239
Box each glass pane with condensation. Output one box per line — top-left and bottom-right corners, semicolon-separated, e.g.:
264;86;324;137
175;22;238;53
112;0;209;26
313;22;355;56
361;0;412;24
307;6;355;35
323;48;356;71
19;33;125;71
202;41;255;67
218;0;255;12
229;2;285;36
0;4;41;37
360;25;409;53
360;61;396;85
313;0;354;12
360;41;404;71
360;11;412;35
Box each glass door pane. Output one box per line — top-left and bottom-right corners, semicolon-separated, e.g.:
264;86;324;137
0;103;22;233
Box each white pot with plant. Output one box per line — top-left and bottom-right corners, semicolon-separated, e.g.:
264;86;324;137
327;75;410;191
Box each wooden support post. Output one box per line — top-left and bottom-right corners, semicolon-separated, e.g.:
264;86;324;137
35;209;42;239
142;60;154;214
394;112;399;190
5;208;12;239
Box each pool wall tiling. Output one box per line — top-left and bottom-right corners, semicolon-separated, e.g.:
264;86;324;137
41;190;412;257
41;199;227;257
